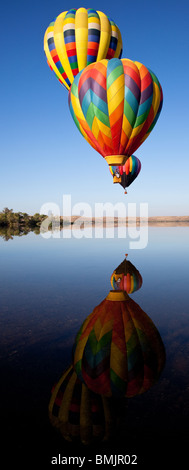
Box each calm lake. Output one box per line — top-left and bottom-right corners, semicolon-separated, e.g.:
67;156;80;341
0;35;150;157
0;226;188;467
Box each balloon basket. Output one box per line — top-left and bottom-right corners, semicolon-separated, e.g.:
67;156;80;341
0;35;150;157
113;176;121;183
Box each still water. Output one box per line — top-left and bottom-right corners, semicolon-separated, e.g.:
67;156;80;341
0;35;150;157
0;227;188;467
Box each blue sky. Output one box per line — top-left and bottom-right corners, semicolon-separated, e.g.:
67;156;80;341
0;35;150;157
1;0;189;216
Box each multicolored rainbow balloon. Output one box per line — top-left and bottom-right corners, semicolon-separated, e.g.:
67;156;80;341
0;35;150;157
69;58;163;167
109;155;141;193
44;8;122;91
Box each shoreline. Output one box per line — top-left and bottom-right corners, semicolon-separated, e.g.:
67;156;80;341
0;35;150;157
1;215;189;231
60;216;189;227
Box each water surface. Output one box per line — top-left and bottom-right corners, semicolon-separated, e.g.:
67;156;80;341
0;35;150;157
0;227;188;466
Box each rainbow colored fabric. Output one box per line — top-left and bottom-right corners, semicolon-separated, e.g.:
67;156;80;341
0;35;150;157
44;8;122;90
109;155;141;190
48;364;118;444
110;258;143;293
73;293;165;398
69;58;163;164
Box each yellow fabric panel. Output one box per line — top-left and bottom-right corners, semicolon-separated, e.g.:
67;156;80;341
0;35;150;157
75;8;88;71
91;115;100;140
110;343;127;380
92;115;112;140
96;11;111;61
134;61;143;71
63;15;74;26
115;27;123;58
88;15;100;27
93;317;103;338
107;73;124;100
124;318;135;343
122;113;133;139
46;25;54;34
129;157;132;172
58;372;77;421
44;29;54;66
99;319;113;340
44;28;69;89
48;365;72;416
54;12;74;85
130;121;146;138
79;117;98;142
71;93;85;121
80;385;91;428
107;75;125;115
152;82;161;118
111;23;118;38
74;337;88;362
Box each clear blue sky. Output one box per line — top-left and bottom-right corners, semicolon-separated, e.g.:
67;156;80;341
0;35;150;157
1;0;189;216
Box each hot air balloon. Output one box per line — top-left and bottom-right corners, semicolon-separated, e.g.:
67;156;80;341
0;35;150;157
49;364;123;444
73;290;165;397
110;255;143;293
109;155;141;194
44;8;122;91
68;58;163;167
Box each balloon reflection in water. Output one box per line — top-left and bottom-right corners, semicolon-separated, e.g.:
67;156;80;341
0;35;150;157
49;364;123;444
73;290;165;397
110;255;142;294
49;256;165;444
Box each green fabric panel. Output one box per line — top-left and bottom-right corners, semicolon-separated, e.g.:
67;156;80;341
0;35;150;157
124;100;137;127
107;64;124;90
134;108;150;128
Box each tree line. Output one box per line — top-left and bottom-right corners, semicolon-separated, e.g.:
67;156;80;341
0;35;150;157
0;208;47;228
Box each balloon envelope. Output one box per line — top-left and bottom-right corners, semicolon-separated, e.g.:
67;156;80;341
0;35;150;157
44;8;122;91
109;155;141;191
73;291;165;397
68;58;163;166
